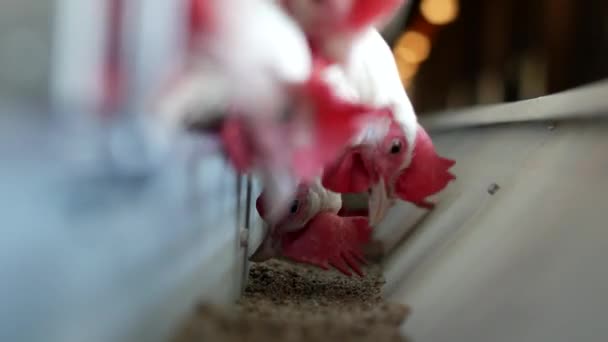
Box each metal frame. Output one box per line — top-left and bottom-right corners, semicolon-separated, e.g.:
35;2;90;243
419;79;608;132
369;79;608;262
381;79;608;342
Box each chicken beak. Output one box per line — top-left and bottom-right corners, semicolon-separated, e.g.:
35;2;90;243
368;179;392;227
351;145;389;226
248;224;282;262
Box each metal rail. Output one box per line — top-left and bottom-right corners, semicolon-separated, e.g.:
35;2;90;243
419;79;608;132
382;80;608;342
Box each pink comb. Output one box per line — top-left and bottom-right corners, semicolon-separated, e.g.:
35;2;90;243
394;124;456;209
281;212;372;277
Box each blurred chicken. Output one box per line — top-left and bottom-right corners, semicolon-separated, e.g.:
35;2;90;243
320;27;456;226
220;64;384;221
251;179;372;277
153;0;312;217
280;0;405;64
154;0;388;221
156;0;312;131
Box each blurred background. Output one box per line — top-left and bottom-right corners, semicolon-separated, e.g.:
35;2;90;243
1;0;607;113
388;0;608;113
0;0;53;107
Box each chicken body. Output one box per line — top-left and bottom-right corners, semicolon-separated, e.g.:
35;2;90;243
321;28;456;226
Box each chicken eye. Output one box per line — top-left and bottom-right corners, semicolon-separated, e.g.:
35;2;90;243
289;199;299;214
389;140;402;154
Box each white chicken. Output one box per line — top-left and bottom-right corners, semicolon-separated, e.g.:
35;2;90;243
152;0;315;218
320;27;456;226
251;177;372;277
155;0;313;131
280;0;405;64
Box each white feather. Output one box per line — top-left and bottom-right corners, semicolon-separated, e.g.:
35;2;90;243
322;28;418;165
154;0;314;217
277;178;343;232
319;29;422;227
156;0;312;126
308;177;342;214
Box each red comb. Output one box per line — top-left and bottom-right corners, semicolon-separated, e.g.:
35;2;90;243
281;212;372;277
321;146;374;193
394;124;456;209
291;71;377;181
347;0;405;30
321;107;393;194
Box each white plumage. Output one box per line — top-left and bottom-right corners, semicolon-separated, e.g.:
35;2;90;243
155;0;312;131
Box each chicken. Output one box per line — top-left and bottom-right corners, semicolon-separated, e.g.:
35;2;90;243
220;61;385;222
280;0;405;64
152;0;310;217
155;0;388;221
156;0;313;129
320;27;456;226
250;179;372;276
